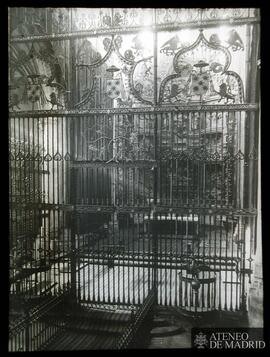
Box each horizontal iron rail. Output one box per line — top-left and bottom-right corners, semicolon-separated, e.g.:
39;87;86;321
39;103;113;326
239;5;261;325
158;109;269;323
78;253;239;265
8;104;259;118
9;16;259;44
79;301;140;310
77;259;238;272
9;156;256;164
9;202;258;216
78;252;240;263
9;292;68;337
70;160;157;168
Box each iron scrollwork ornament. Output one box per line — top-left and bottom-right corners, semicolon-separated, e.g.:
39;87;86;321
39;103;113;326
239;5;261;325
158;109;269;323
159;29;245;105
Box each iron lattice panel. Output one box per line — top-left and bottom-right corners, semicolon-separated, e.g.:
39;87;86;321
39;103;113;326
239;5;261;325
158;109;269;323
9;108;257;313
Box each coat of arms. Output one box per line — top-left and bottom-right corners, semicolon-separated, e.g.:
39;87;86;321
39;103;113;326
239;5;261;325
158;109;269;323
194;332;208;349
27;84;42;103
106;79;122;99
191;72;210;96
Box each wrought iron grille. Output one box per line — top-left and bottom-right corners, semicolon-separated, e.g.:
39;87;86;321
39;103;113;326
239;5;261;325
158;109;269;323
9;105;258;311
9;8;260;351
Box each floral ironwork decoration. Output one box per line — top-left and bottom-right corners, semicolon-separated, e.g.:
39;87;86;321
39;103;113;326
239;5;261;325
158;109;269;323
159;29;245;105
74;34;154;108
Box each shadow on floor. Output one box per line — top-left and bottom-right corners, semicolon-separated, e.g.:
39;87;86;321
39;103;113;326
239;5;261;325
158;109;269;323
144;307;249;349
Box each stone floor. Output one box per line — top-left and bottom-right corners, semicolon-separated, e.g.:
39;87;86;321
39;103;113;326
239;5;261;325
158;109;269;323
145;306;249;349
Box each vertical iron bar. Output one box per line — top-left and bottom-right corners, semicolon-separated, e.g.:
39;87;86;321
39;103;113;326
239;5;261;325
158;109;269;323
219;214;223;310
52;115;56;295
225;215;228;310
61;115;65;289
70;116;77;303
127;212;130;305
46;116;50;294
152;8;158;302
170;211;173;306
230;216;234;311
175;214;178;307
132;211;135;304
240;218;247;313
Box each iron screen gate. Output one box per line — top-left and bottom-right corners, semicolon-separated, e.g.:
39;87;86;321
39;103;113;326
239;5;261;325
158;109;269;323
70;106;258;313
9;105;258;313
